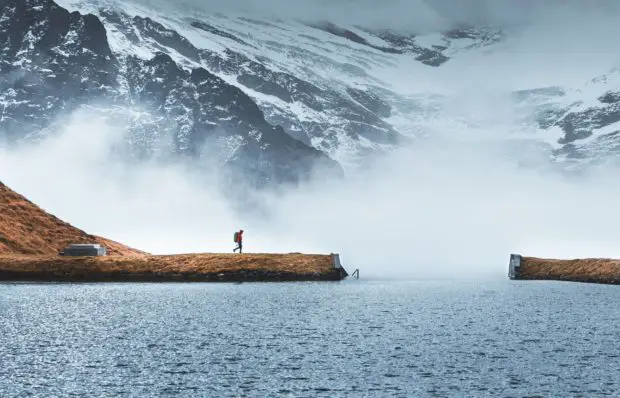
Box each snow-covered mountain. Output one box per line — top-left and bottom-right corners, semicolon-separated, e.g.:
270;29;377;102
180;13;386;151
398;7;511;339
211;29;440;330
525;70;620;167
2;0;620;186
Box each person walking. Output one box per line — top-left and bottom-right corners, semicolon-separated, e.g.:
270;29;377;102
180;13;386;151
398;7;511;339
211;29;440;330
233;229;244;253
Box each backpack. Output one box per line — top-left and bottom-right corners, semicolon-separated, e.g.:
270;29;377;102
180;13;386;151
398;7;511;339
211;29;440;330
234;232;239;243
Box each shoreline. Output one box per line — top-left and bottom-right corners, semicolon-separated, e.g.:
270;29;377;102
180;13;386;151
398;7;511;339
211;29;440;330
509;254;620;285
0;253;349;283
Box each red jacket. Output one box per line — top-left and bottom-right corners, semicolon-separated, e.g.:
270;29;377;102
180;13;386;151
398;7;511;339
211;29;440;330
238;231;243;242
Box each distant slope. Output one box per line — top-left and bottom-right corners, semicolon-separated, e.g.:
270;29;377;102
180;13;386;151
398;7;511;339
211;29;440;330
0;181;144;256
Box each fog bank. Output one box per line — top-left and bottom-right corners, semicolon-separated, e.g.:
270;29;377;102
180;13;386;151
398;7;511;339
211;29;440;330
121;0;620;33
4;0;620;279
3;107;620;280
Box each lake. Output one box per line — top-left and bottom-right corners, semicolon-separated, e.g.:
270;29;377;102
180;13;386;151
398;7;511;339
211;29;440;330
1;279;618;397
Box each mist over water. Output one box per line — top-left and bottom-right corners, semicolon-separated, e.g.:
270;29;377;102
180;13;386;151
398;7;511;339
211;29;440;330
3;0;620;279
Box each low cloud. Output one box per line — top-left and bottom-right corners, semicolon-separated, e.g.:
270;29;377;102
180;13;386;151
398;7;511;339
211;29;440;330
4;0;620;280
122;0;620;33
4;105;620;281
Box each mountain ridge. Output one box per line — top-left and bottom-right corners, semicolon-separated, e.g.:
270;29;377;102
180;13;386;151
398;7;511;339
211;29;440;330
0;0;343;187
2;0;620;181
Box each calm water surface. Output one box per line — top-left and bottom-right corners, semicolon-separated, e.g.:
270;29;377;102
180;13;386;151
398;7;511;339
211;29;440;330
1;279;618;397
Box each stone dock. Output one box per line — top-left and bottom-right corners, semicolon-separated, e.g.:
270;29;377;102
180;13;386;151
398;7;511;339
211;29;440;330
0;253;349;282
509;254;620;285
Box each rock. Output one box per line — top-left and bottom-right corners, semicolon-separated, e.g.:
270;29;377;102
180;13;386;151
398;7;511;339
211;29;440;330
0;0;342;187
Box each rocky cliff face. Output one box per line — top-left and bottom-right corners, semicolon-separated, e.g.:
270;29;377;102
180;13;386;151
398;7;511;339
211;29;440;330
2;0;620;183
0;0;117;140
0;0;342;187
0;0;510;184
513;69;620;168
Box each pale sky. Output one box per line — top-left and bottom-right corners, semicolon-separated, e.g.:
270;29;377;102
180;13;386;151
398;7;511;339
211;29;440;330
129;0;620;33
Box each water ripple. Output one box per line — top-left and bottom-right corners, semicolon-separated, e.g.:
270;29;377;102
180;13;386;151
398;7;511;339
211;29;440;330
0;280;618;397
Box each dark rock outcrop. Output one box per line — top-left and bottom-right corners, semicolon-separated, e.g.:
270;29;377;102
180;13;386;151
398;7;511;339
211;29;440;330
0;0;117;140
0;0;342;187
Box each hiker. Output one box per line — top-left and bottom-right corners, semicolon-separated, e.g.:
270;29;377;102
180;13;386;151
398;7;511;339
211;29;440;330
233;229;244;253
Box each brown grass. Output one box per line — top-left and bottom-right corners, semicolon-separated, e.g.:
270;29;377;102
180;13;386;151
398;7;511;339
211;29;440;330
0;181;144;256
520;256;620;284
0;253;339;281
